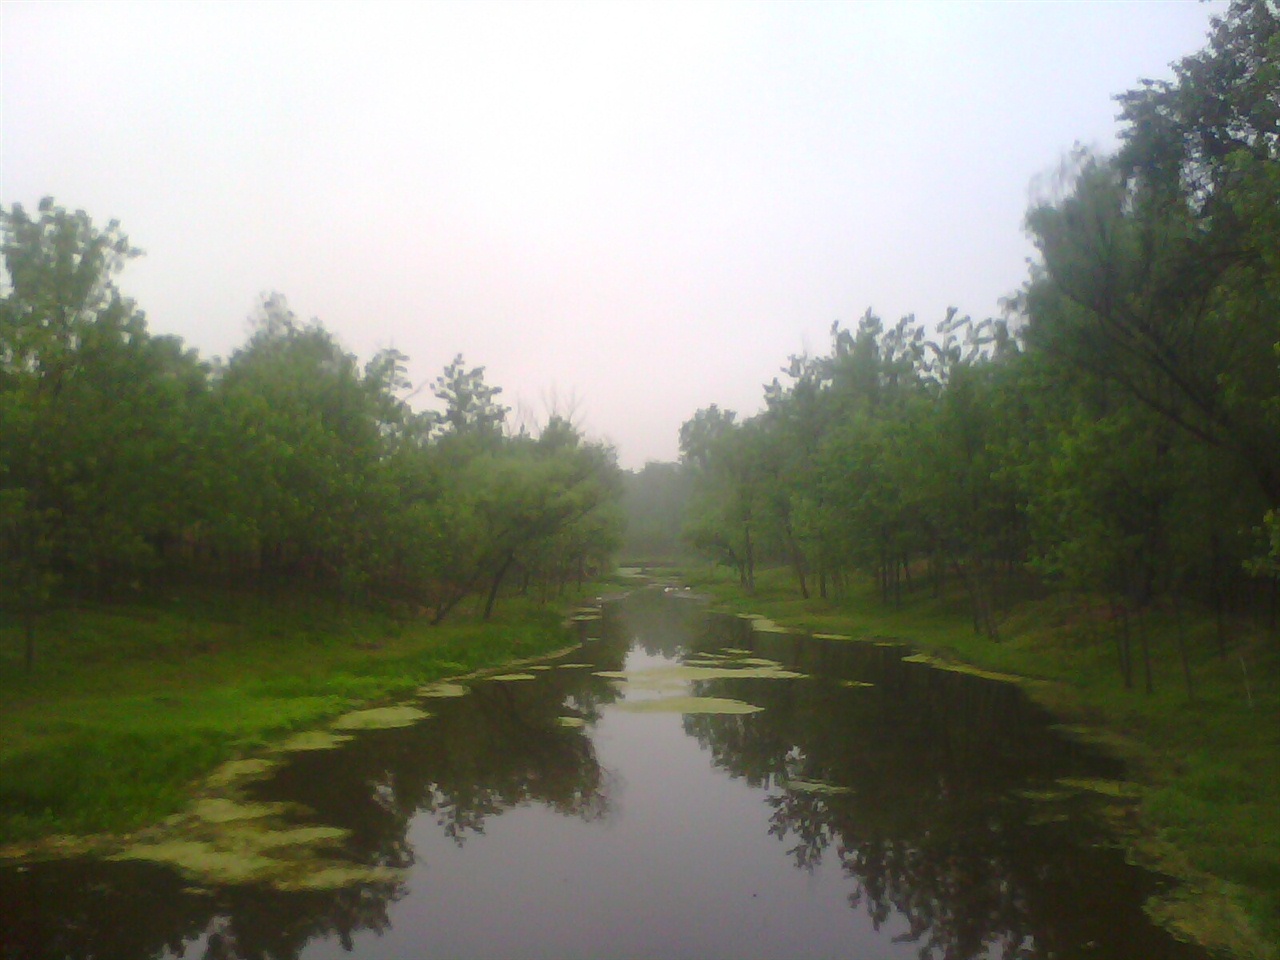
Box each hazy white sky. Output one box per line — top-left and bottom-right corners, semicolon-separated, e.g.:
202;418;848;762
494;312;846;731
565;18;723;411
2;1;1222;467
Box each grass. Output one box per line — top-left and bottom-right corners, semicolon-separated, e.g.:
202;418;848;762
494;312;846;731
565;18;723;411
680;564;1280;960
0;583;603;848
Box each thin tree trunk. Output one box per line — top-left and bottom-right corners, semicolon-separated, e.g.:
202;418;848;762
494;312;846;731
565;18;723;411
23;613;36;673
1174;596;1196;702
483;553;516;621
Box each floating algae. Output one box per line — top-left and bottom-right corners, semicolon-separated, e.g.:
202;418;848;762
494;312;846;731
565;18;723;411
750;618;790;634
331;706;430;730
205;758;279;789
111;795;398;892
900;653;1028;684
278;731;353;752
192;798;292;824
556;716;586;728
417;682;469;698
592;664;805;691
112;828;400;892
813;633;851;641
274;864;404;892
555;663;593;669
488;673;537;682
784;777;851;795
112;841;283;886
1056;777;1143;800
615;696;764;715
839;679;875;689
527;665;552;671
1015;787;1076;803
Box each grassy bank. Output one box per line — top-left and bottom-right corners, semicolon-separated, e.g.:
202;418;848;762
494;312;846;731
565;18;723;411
0;585;601;849
679;564;1280;960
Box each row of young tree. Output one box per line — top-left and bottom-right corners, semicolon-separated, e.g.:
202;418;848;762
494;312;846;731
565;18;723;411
0;200;624;667
670;1;1280;676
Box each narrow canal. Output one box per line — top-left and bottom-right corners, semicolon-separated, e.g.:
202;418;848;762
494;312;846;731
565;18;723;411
2;587;1209;959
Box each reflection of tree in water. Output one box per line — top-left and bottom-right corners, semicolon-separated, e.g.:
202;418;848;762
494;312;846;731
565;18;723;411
611;586;710;659
677;617;1208;960
0;857;400;960
261;651;623;861
2;639;627;960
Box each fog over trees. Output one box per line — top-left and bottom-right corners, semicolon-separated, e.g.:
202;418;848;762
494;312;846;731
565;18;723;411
626;0;1280;687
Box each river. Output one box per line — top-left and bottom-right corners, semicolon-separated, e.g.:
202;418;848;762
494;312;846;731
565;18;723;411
1;587;1209;959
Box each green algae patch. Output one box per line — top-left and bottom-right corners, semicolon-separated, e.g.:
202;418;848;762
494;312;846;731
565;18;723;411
556;716;585;728
488;673;537;682
592;664;805;692
278;731;353;752
527;665;552;671
192;798;290;824
720;647;752;654
112;840;281;885
750;618;791;634
1145;885;1275;960
901;653;1029;685
417;682;469;698
784;777;851;796
223;825;349;849
839;679;875;689
1016;787;1076;803
205;758;280;789
555;662;593;669
273;864;405;891
616;696;764;715
331;706;430;730
111;831;399;892
1056;777;1144;800
813;633;851;641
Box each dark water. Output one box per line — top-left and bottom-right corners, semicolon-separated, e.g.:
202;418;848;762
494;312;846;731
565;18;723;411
1;589;1210;960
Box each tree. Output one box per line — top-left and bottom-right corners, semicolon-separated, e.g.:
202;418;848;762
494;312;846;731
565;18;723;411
1025;2;1280;506
1;200;206;662
432;354;508;442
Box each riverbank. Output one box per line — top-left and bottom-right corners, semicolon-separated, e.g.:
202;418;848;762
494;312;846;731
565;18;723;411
677;565;1279;960
0;585;603;852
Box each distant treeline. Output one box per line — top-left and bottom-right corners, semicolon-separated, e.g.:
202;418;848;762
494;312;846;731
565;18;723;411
633;1;1280;659
0;205;624;665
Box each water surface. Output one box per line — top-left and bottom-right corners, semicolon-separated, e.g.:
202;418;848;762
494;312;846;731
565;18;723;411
1;589;1209;959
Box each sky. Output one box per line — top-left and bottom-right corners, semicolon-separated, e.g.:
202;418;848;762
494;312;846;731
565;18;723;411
1;1;1224;468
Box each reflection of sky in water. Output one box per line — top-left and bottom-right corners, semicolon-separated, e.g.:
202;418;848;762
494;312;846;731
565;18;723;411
323;705;912;960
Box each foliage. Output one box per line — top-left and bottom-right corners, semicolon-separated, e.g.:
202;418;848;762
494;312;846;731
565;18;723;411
664;0;1279;671
0;204;625;653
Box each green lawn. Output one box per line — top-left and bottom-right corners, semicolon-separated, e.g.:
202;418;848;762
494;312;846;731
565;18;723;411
0;585;599;847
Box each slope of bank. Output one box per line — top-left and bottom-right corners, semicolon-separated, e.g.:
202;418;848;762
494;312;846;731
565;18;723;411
678;565;1279;960
0;585;603;852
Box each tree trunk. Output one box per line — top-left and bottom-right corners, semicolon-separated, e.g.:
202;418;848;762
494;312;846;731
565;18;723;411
23;613;36;673
483;553;516;621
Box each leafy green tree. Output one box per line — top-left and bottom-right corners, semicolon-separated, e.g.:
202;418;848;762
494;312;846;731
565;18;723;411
432;354;508;443
1;199;210;663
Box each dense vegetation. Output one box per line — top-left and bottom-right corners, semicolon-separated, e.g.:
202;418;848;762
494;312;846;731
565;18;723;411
625;6;1279;951
657;0;1280;686
0;204;624;671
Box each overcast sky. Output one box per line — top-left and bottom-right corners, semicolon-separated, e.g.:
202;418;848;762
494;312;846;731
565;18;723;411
2;1;1223;467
